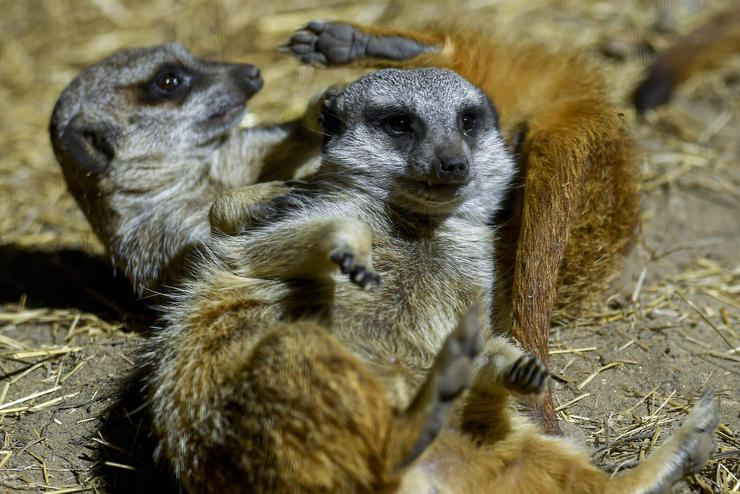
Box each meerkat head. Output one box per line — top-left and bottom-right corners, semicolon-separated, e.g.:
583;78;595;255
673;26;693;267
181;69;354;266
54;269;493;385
318;68;514;217
49;42;262;214
49;43;264;292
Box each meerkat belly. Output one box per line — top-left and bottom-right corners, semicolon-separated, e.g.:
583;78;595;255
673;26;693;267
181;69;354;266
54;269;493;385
328;248;488;408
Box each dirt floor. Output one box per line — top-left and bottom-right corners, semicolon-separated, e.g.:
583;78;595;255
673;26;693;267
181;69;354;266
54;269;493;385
0;0;738;492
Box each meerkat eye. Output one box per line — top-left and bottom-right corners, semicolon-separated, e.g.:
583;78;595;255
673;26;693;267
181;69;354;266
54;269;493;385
143;64;191;102
382;114;413;136
157;73;180;91
460;112;477;136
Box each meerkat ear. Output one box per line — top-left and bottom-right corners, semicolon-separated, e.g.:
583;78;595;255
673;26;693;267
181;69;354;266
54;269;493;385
60;115;116;174
485;96;500;130
318;86;344;139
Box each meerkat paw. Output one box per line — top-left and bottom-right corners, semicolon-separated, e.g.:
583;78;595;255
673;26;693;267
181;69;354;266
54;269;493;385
435;309;485;400
283;20;367;66
329;245;381;291
302;85;346;134
504;354;550;395
402;309;484;466
673;390;719;475
283;20;432;66
210;182;305;235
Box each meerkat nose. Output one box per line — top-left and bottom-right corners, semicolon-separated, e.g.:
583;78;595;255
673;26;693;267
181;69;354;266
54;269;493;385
434;156;469;184
234;64;263;95
243;64;261;79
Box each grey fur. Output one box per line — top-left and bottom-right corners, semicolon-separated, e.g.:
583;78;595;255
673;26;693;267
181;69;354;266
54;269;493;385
317;68;507;219
50;43;321;293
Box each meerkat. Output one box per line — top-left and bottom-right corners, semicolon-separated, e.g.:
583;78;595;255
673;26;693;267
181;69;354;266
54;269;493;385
285;21;641;431
147;68;716;494
49;42;324;294
633;4;740;113
48;46;716;492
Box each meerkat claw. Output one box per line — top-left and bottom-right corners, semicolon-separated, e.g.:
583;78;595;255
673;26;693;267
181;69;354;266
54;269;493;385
505;355;550;395
329;248;381;290
330;250;354;274
350;266;381;291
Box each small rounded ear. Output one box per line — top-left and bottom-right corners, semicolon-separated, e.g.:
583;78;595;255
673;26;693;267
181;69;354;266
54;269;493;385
318;86;344;139
61;115;116;174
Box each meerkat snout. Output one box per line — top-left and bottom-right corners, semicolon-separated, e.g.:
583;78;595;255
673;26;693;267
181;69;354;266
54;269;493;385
433;148;469;184
232;64;263;97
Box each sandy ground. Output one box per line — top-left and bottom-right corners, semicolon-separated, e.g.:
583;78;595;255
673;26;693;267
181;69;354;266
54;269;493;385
0;0;738;492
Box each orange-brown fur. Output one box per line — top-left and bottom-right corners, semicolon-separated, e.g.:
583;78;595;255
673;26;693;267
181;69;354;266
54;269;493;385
633;5;740;113
293;22;640;432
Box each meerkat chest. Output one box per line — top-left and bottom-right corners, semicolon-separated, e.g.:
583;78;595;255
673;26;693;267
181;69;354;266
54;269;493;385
331;228;493;359
329;229;493;408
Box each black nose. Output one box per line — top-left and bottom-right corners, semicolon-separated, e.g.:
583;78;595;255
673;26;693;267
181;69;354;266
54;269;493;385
234;64;263;96
433;156;469;184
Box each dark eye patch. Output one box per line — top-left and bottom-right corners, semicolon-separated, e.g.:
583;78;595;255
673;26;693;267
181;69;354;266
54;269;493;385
383;114;413;135
365;106;417;138
458;108;483;137
139;63;192;104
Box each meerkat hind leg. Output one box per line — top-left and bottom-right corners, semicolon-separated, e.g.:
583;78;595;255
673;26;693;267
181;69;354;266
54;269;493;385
285;20;436;66
390;309;484;470
605;390;718;494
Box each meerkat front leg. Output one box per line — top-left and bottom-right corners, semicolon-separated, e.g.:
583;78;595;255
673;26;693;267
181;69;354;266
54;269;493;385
255;85;345;182
473;335;550;397
209;181;304;235
458;335;550;444
241;216;380;288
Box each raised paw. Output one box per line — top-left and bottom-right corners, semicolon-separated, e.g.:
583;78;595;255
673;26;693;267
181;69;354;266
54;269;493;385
283;20;433;66
504;355;550;395
283;20;365;66
330;248;381;291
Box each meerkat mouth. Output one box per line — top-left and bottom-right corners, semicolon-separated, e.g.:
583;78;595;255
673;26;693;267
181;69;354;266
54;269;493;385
197;103;248;143
419;180;464;197
393;177;467;212
402;177;467;202
206;103;246;126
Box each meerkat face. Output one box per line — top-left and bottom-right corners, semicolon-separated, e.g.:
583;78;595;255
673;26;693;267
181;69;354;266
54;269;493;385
319;68;514;216
50;43;262;199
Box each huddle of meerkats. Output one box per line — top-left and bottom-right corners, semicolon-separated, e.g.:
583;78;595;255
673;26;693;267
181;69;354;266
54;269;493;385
50;20;718;494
